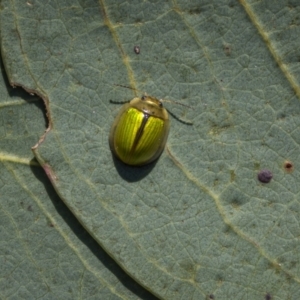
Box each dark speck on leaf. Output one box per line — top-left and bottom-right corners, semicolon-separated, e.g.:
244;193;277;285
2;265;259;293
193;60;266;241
258;169;273;183
134;45;140;54
188;7;201;14
265;293;272;300
223;44;232;56
208;294;215;299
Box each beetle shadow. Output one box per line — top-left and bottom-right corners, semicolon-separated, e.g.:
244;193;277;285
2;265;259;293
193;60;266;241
111;153;157;182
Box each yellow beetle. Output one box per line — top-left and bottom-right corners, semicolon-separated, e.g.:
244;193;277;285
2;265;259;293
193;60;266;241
109;94;170;166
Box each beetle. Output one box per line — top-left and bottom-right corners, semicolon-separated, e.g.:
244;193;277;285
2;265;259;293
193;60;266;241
109;94;170;166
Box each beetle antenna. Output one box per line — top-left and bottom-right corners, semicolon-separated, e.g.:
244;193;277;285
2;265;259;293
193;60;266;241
166;109;193;125
114;84;143;93
115;85;192;108
109;99;130;104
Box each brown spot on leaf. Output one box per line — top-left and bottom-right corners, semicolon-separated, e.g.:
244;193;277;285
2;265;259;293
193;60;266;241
284;161;293;173
223;44;232;56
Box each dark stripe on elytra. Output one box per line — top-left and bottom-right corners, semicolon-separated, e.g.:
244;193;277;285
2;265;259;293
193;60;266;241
130;113;150;155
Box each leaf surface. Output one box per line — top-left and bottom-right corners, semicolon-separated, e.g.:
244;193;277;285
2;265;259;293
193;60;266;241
1;0;300;299
0;26;154;300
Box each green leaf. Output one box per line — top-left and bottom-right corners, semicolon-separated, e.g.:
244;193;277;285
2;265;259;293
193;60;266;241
1;0;300;299
0;62;154;299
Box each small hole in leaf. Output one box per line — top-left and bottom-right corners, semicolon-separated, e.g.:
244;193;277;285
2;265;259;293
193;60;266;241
284;161;293;173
